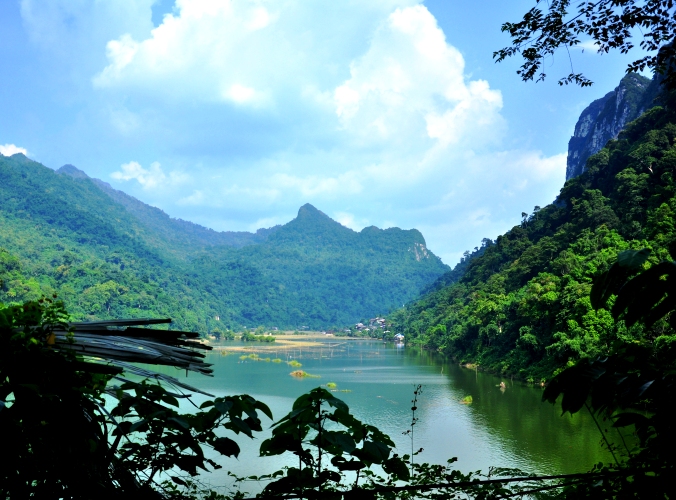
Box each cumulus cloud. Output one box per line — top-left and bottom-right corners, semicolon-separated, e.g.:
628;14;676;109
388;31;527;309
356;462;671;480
0;144;29;157
111;161;188;190
16;0;568;263
334;5;503;149
92;0;284;104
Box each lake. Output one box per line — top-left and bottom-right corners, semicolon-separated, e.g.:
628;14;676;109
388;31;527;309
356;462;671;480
164;337;614;490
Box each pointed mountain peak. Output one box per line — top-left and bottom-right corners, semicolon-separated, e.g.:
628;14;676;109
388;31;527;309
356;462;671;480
296;203;330;220
57;164;90;179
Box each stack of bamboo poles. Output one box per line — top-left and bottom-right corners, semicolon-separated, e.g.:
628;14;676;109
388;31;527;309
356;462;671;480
50;317;214;396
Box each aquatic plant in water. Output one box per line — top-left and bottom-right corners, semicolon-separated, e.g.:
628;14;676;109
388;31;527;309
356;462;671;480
289;370;320;378
287;360;302;367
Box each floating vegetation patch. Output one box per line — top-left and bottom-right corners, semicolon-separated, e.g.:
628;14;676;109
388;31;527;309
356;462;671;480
289;370;320;379
287;360;302;368
239;355;249;360
241;332;276;343
263;357;271;362
325;382;337;389
219;350;235;357
460;395;473;404
271;358;283;363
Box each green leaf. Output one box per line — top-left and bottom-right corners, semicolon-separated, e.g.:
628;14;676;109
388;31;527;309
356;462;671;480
612;412;649;428
617;248;651;270
211;437;240;457
171;476;188;486
214;399;234;415
383;456;410;480
356;440;390;464
324;430;356;453
129;419;148;433
168;416;191;430
331;456;365;471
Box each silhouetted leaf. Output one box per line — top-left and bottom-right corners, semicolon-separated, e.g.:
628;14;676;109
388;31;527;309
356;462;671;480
212;437;240;457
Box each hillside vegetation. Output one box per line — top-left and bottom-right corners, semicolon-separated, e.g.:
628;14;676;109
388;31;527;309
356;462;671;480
391;88;676;381
0;157;448;331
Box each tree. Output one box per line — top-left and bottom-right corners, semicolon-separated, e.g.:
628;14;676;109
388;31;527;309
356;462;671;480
542;249;676;497
495;0;676;86
0;298;271;498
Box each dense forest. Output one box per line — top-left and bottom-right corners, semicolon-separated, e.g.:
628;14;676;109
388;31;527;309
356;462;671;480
391;84;676;381
0;158;448;331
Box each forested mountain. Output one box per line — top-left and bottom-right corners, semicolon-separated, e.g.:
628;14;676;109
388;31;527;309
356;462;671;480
57;165;278;252
566;73;660;180
391;81;676;381
0;155;448;331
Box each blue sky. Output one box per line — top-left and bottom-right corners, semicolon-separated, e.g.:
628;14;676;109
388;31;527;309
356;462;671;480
0;0;648;264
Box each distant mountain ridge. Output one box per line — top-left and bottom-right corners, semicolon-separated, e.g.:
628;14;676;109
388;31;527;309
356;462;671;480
566;73;661;180
56;164;278;252
0;154;448;330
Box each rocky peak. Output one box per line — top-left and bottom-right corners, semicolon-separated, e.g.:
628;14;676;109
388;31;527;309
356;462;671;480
566;73;658;180
56;164;90;179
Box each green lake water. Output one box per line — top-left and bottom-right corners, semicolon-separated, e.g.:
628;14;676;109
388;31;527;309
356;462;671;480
164;338;613;489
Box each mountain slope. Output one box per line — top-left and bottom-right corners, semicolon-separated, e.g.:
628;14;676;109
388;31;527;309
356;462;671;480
57;164;277;254
196;204;447;327
566;73;661;180
0;156;448;330
392;84;676;380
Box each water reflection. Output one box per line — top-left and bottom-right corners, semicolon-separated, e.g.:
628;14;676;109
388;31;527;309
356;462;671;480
154;338;613;485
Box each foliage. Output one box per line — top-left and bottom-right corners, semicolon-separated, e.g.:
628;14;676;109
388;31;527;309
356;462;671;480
0;158;448;331
391;87;676;380
240;388;547;500
1;298;619;499
541;249;676;497
241;332;276;342
495;0;676;86
0;299;271;498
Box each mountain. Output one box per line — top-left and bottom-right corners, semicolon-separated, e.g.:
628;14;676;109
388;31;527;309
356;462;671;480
0;155;448;330
56;164;278;253
392;80;676;380
566;73;661;180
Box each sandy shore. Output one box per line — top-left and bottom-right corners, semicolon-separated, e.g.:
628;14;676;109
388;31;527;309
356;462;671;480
211;337;329;352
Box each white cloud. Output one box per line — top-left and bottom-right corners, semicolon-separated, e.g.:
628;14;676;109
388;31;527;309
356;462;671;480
333;5;504;149
16;0;570;263
178;190;205;206
334;211;370;231
108;107;141;135
271;172;364;198
111;161;188;190
573;40;602;52
92;0;285;105
0;144;29;157
223;83;270;107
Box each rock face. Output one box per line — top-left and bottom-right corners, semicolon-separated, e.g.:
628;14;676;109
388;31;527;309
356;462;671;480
566;73;658;180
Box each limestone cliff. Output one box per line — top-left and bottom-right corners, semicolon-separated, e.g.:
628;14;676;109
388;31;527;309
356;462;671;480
566;73;659;180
